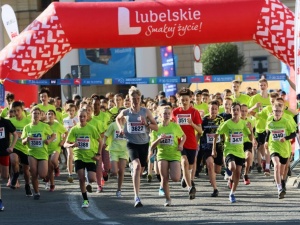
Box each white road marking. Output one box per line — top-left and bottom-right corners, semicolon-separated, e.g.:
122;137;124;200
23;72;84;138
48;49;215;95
67;194;93;221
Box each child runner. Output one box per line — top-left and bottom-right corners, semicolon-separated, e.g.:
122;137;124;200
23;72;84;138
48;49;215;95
21;107;56;200
103;107;128;197
63;103;79;183
46;110;68;191
64;108;103;208
198;100;224;197
116;86;158;207
213;102;253;203
172;87;202;200
265;102;296;199
9;101;32;195
150;106;186;206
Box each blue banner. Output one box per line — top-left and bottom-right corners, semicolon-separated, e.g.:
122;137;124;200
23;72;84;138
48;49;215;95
160;46;177;97
0;84;5;107
280;62;290;94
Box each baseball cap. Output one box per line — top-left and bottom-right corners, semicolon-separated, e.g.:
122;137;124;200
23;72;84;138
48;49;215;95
280;91;286;95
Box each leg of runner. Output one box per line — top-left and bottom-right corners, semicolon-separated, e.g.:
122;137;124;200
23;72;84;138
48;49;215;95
66;147;74;183
244;150;252;185
9;153;20;189
272;156;285;199
264;148;271;176
116;159;127;198
206;156;218;196
96;156;103;193
102;148;111;182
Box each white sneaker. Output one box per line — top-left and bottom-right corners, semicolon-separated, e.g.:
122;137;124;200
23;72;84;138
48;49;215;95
45;182;50;190
81;200;89;208
164;200;171;207
116;191;122;198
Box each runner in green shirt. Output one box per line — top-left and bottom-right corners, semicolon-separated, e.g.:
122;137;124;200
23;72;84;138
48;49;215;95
265;102;296;199
193;90;209;119
213;102;253;203
64;108;103;208
9;101;31;195
46;110;68;192
151;106;186;207
231;80;251;106
21;107;56;200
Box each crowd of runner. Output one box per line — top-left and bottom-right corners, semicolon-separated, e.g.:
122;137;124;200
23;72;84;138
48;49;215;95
0;78;298;210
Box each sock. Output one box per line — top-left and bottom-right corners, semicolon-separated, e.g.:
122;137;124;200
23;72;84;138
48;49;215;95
13;172;19;179
230;190;235;195
262;157;266;161
277;184;282;191
82;192;88;201
265;164;270;170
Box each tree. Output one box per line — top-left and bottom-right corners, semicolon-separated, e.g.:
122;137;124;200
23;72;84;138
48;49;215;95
201;43;245;75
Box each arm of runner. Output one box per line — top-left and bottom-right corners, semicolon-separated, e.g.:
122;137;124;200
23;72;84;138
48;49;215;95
59;131;68;147
7;131;18;153
64;141;78;148
248;102;261;115
264;130;270;149
116;109;125;134
178;134;186;151
45;133;56;145
146;109;158;131
212;134;218;158
280;131;296;142
187;118;202;134
150;133;166;149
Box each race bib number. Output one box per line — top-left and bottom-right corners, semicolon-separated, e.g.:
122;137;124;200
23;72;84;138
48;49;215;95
114;131;126;140
127;122;145;134
30;137;43;148
160;134;174;145
230;133;243;145
206;134;220;144
77;137;90;150
0;127;5;139
16;129;22;140
177;114;191;125
64;119;76;131
271;129;285;141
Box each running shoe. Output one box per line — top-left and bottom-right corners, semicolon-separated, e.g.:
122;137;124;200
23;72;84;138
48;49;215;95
45;182;50;190
54;167;60;177
243;175;251;185
229;194;236;203
81;200;89;208
264;169;270;176
49;185;55;192
227;179;233;189
0;200;4;211
164;200;171;207
147;174;152;182
211;189;219;197
34;193;40;200
188;186;196;200
116;191;122;198
181;178;187;188
86;184;93;193
67;175;74;183
278;189;286;199
25;184;33;197
103;171;109;181
134;197;143;207
257;166;262;173
159;187;165;196
142;170;148;178
96;185;103;193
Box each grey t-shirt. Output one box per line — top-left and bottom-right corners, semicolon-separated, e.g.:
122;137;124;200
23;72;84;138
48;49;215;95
124;107;150;144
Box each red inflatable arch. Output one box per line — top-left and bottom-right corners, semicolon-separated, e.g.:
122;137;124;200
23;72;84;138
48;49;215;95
0;0;295;105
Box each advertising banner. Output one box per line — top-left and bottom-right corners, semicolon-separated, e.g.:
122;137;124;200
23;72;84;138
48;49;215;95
160;46;177;97
1;4;19;40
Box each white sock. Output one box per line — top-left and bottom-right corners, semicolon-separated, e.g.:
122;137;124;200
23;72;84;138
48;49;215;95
230;190;235;195
265;164;270;170
277;184;282;191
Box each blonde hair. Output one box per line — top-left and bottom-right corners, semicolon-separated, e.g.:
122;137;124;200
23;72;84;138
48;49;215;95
128;86;142;97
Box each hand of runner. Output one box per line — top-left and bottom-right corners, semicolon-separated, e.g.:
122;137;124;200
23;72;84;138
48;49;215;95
264;142;268;149
92;154;101;161
178;145;183;151
279;137;286;142
6;147;13;153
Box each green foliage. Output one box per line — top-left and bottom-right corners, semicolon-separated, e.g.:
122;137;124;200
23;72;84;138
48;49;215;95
201;43;245;75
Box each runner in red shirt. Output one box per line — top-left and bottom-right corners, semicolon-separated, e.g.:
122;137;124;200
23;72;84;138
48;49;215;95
172;88;202;200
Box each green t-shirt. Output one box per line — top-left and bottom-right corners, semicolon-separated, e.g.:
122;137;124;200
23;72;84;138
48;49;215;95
241;117;254;143
48;121;67;154
151;122;184;161
93;111;111;128
218;105;225;114
9;116;31;154
0;107;9;118
104;122;127;153
216;119;251;159
266;116;296;158
21;122;53;160
231;93;250;106
37;103;63;124
194;102;209;118
66;123;99;163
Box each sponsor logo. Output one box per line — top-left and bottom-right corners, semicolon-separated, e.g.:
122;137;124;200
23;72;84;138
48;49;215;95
118;7;202;38
204;76;212;82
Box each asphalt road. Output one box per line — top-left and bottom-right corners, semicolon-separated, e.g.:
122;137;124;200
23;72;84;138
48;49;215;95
1;166;300;225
